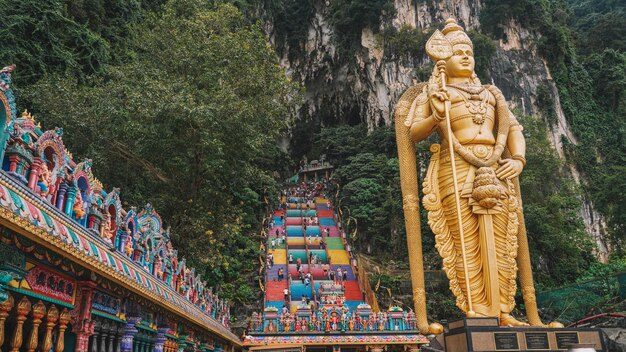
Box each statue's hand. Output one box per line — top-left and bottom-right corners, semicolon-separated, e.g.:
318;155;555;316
496;159;524;180
429;90;448;119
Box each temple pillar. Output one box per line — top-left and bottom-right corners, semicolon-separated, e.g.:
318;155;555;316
135;337;143;352
118;230;128;252
107;326;116;352
177;336;188;352
0;294;14;347
8;155;19;173
64;186;77;217
26;300;46;352
91;329;100;352
55;308;70;352
116;325;124;352
100;325;109;352
27;157;42;190
164;339;172;352
154;327;168;352
72;281;97;351
121;317;140;352
10;296;32;352
40;305;58;352
88;213;97;230
55;183;68;210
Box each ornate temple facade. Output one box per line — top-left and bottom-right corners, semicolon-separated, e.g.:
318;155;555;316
0;65;240;351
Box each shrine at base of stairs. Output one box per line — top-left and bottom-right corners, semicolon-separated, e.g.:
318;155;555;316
0;66;239;352
244;182;430;351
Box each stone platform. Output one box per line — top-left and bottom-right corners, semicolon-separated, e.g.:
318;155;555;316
440;318;606;351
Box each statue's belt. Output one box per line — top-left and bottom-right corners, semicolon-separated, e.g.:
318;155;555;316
439;144;496;163
435;144;507;202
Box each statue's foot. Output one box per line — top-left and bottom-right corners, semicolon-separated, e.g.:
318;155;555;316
500;313;530;327
428;322;444;335
548;321;564;328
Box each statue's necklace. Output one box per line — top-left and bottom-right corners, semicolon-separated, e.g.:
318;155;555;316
449;84;488;126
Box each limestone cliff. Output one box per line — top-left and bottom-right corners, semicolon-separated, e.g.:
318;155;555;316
264;0;609;260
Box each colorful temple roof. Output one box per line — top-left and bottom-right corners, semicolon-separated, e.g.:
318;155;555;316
0;66;240;346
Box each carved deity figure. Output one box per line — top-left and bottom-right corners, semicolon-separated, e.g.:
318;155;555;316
396;19;561;331
38;163;51;196
124;229;134;257
100;215;112;244
73;191;86;219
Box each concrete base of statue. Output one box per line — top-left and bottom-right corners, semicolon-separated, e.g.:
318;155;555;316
435;317;607;351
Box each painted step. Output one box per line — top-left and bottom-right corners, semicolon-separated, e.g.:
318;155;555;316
286;226;303;237
325;237;345;250
327;250;350;265
268;248;287;265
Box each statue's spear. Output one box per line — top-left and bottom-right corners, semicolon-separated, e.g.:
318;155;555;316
426;30;474;315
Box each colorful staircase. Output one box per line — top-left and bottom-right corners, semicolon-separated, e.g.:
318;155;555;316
264;194;366;314
245;186;427;348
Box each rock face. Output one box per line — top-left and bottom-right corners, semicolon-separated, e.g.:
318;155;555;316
603;328;626;352
266;0;609;260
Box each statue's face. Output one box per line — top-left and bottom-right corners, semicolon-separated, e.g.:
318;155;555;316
445;44;474;78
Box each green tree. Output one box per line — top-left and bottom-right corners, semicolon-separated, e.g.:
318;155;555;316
0;0;112;84
25;0;299;304
518;114;594;286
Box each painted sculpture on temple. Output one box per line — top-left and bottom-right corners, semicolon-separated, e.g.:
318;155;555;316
395;19;561;334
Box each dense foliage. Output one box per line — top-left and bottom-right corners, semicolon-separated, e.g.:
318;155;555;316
4;0;299;309
480;0;626;254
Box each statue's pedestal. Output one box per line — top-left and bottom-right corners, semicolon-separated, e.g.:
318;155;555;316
442;318;607;351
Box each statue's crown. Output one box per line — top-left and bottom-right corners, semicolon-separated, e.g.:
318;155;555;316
442;18;473;48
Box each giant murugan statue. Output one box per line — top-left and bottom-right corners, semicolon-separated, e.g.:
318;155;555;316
395;19;561;334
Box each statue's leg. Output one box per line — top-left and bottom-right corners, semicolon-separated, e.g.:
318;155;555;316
494;195;528;326
493;206;517;313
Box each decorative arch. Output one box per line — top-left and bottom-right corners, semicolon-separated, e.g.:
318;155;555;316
37;129;68;199
104;188;123;227
137;204;162;271
124;208;139;259
104;188;123;248
74;159;95;194
36;128;67;168
137;203;162;240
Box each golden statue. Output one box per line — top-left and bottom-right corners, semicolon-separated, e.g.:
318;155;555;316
395;19;562;333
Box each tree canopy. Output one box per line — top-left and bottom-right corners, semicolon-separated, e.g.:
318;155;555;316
22;0;299;305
